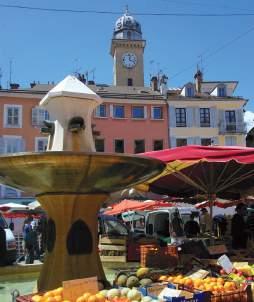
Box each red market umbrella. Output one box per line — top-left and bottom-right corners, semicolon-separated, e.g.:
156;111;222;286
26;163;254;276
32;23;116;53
139;145;254;199
138;145;254;232
195;199;243;209
104;199;175;215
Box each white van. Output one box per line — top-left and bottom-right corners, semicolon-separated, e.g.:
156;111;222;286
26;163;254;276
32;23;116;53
125;206;200;244
0;213;16;265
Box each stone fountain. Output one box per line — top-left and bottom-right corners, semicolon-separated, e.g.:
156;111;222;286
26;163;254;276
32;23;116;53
0;76;165;291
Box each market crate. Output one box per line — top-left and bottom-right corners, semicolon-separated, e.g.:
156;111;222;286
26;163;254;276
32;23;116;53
140;244;178;268
210;286;251;302
99;235;127;262
140;283;210;302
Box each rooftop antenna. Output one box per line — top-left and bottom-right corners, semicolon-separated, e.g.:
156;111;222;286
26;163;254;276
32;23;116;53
9;59;12;86
90;68;96;81
0;68;2;87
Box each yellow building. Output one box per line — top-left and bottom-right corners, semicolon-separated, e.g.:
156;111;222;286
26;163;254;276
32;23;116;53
167;70;247;147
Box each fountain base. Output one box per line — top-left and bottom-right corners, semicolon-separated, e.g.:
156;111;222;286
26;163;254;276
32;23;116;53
37;193;108;291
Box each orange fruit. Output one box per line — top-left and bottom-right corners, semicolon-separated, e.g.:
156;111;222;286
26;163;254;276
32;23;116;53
83;293;92;302
31;295;43;302
184;278;194;288
87;295;97;302
159;275;168;281
53;287;63;296
54;295;62;302
45;298;56;302
167;276;174;282
44;292;55;298
77;297;85;302
96;293;106;302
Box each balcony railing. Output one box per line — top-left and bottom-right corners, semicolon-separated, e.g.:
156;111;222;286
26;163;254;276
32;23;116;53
200;122;211;128
176;122;187;127
219;122;247;134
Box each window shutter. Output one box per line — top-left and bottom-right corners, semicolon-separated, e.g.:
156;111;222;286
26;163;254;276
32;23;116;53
210;107;218;128
169;107;176;127
32;107;38;126
15;138;25;152
186;107;194;127
109;105;113;117
236;109;244;132
194;108;200;127
187;137;194;145
144;106;147;119
170;136;176;148
218;110;225;132
194;136;201;145
0;137;4;154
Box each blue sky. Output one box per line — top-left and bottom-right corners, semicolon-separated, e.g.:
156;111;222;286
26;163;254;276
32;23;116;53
1;0;254;112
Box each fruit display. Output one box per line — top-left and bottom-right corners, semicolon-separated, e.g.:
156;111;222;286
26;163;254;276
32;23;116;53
31;287;158;302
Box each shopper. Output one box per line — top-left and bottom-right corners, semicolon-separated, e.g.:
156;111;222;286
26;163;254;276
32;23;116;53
200;208;210;233
231;203;248;249
184;213;200;237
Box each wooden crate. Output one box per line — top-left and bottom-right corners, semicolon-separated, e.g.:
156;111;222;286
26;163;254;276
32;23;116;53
99;236;127;262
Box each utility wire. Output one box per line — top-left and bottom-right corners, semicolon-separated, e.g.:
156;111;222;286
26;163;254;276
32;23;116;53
1;3;254;16
170;24;254;80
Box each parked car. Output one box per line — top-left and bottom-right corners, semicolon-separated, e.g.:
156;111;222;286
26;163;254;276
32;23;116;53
0;213;16;265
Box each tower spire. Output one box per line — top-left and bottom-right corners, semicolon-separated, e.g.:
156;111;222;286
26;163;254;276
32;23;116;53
125;5;129;15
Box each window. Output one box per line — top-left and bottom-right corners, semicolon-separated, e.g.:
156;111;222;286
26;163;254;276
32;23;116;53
152;107;163;119
32;107;49;127
95;104;107;118
132;106;145;119
4;136;24;153
35;137;48;152
201;138;212;146
127;78;133;86
186;86;194;97
114;139;124;153
4;105;22;128
4;186;19;198
175;108;186;127
200;108;210;127
95;139;105;152
176;138;187;147
225;136;237;146
225;110;236;131
134;139;145;153
218;86;226;97
113;105;125;118
153;140;163;151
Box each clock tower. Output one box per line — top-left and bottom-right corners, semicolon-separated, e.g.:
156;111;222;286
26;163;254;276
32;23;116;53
110;9;146;87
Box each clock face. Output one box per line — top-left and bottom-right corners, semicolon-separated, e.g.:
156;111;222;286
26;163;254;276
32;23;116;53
122;53;137;68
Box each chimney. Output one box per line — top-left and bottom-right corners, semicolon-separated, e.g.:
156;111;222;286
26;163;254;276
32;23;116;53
150;76;158;91
194;69;203;93
160;74;168;96
30;81;36;88
10;83;19;90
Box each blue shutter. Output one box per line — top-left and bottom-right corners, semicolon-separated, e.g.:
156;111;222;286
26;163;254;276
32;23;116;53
186;108;194;127
187;137;194;145
194;136;201;145
236;109;244;132
210;107;217;128
170;136;176;148
0;137;4;154
195;108;200;127
218;110;225;132
169;106;176;127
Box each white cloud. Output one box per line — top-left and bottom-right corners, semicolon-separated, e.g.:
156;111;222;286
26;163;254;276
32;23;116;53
244;111;254;132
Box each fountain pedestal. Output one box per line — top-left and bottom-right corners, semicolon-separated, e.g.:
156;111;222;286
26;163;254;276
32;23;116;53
37;193;108;291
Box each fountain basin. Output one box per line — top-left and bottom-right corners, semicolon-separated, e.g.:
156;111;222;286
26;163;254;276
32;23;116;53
0;151;165;290
0;151;164;194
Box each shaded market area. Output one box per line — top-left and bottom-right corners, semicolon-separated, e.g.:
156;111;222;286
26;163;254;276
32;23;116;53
2;77;254;302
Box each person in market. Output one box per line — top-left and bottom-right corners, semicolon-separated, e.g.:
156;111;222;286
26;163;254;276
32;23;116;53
231;203;248;250
184;213;200;237
200;208;210;233
23;217;36;264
